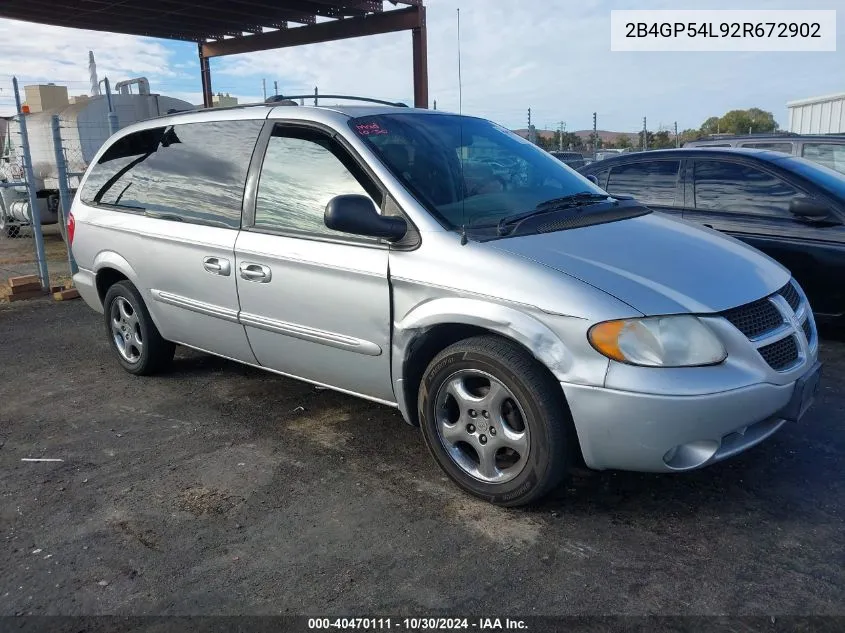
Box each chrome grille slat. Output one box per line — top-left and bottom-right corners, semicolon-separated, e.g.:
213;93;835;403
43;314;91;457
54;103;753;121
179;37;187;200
720;278;811;373
779;282;801;312
802;318;813;344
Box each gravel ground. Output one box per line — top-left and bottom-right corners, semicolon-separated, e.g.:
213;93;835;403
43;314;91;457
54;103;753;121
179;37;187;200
0;298;843;617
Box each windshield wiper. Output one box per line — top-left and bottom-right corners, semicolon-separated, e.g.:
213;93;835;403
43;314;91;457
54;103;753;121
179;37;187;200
496;192;611;235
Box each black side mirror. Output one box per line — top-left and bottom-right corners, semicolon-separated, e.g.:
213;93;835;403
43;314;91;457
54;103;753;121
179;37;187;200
789;197;833;222
585;174;599;186
325;194;407;242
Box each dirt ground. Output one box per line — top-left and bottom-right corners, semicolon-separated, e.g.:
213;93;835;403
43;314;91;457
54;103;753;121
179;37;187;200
0;227;74;300
0;297;843;617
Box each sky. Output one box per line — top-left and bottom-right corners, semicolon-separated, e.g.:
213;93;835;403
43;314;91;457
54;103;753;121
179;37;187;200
0;0;842;132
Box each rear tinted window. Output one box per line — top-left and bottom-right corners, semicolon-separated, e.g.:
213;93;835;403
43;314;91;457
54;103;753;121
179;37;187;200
606;160;680;206
802;143;845;175
80;120;262;228
693;160;799;216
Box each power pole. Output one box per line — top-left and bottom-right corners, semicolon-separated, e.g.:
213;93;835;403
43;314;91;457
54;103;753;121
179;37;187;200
558;121;565;151
592;111;598;153
674;121;679;148
643;116;648;151
527;108;536;144
274;80;278;96
262;78;266;101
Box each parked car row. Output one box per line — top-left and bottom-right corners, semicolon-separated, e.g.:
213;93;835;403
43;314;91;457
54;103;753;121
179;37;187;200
684;134;845;175
70;102;823;506
578;148;845;323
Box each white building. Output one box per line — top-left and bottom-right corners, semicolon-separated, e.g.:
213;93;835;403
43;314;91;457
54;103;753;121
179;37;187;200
787;93;845;134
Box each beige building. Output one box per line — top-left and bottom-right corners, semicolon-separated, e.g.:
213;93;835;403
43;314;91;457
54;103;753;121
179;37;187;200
23;84;69;113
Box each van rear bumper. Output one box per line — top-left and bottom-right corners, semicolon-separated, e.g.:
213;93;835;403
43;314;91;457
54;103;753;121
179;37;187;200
72;267;102;313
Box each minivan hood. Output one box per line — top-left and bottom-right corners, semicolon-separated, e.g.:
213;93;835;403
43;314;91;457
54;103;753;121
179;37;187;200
488;212;789;315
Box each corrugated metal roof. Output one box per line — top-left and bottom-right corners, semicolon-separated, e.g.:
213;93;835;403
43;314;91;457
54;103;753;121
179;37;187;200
0;0;419;42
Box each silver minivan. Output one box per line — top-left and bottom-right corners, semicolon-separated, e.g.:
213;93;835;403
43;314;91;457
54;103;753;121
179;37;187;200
69;101;822;506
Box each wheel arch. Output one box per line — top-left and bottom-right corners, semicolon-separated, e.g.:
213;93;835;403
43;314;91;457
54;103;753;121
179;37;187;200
92;252;166;333
393;297;574;428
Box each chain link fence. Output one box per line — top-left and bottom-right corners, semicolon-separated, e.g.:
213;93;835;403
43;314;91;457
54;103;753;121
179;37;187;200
0;81;78;300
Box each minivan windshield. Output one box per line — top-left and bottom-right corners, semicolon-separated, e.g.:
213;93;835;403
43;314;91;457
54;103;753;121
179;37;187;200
349;113;612;232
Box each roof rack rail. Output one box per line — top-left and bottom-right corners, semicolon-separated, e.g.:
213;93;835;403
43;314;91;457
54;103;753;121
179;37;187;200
265;94;409;108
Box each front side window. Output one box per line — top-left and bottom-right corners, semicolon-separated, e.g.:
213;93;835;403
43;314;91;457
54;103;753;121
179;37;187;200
80;120;262;228
802;143;845;175
349;113;605;230
694;160;799;217
606;160;680;206
254;126;380;239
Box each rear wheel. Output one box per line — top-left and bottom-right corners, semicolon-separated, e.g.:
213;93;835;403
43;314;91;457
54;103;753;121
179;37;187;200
103;281;175;375
418;335;574;507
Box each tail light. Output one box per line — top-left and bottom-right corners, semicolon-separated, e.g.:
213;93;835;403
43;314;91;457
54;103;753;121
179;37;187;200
67;211;75;245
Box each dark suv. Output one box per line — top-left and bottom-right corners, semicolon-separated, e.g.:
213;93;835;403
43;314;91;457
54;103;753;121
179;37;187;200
684;134;845;175
579;148;845;323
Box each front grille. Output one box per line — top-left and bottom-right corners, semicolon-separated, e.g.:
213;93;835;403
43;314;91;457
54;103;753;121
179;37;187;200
758;336;799;371
802;318;813;344
779;282;801;312
721;298;783;339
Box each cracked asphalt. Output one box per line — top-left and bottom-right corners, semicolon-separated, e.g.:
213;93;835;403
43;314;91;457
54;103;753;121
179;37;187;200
0;298;843;617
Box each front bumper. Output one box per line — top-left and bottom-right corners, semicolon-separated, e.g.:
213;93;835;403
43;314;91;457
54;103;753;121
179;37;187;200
562;377;803;472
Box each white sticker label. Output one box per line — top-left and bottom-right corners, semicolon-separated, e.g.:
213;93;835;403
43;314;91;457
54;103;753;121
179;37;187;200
611;10;836;52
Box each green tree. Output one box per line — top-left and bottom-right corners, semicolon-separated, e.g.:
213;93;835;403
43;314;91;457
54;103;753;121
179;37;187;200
718;108;778;134
698;108;779;136
679;128;700;144
651;130;674;149
613;134;632;149
700;116;721;135
638;130;655;150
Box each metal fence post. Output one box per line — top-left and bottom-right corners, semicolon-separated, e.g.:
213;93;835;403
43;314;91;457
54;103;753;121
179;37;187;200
100;77;119;135
51;114;78;276
13;77;49;290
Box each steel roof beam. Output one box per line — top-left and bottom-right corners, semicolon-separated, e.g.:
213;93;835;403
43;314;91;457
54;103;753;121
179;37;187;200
202;5;422;57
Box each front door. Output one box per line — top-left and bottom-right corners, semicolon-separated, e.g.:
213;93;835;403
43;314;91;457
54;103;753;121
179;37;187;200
683;158;845;316
235;123;394;402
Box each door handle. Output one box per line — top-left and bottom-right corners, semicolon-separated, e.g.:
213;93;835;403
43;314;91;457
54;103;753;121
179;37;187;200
203;256;231;276
239;262;272;283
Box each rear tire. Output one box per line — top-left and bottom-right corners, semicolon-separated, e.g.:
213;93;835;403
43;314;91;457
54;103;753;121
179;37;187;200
418;335;573;507
103;281;175;375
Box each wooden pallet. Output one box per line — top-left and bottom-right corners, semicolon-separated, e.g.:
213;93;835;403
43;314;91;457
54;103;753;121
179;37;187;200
7;275;47;302
4;275;78;302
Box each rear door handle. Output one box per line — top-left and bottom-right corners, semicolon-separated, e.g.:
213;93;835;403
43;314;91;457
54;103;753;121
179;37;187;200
203;256;231;276
239;262;272;283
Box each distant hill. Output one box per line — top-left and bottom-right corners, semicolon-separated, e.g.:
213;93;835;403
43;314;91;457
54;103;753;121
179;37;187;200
513;128;640;144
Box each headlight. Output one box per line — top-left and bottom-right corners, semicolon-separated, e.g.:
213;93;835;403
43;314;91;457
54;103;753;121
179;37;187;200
588;315;727;367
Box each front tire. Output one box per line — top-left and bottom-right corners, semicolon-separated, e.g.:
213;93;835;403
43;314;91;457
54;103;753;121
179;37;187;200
103;281;175;375
418;335;573;507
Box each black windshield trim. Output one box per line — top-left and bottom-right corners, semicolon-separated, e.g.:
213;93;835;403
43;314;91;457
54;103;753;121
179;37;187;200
471;202;652;242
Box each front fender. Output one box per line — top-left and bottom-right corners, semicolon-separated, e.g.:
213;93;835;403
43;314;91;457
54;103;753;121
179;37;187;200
392;297;592;425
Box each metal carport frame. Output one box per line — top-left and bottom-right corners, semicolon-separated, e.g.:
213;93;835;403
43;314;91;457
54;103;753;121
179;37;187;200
0;1;428;108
